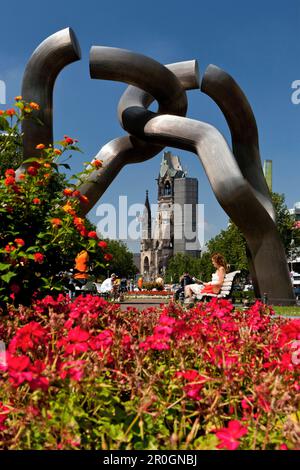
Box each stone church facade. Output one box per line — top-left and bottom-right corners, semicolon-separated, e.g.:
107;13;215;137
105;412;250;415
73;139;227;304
140;151;201;280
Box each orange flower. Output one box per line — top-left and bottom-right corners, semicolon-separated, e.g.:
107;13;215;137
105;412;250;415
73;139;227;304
35;143;45;150
51;218;63;227
33;198;41;204
6;108;16;116
44;173;51;179
24;107;31;113
43;163;51;168
18;173;26;180
63;202;76;216
92;159;103;169
73;217;84;227
14;238;25;246
14;96;22;101
63;188;73;196
30;102;40;110
53;148;62;155
0;110;4;115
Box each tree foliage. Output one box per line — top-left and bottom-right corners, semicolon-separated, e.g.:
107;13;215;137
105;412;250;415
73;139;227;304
166;192;297;282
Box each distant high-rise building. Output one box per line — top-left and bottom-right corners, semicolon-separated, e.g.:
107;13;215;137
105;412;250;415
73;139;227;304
263;160;273;191
140;151;201;280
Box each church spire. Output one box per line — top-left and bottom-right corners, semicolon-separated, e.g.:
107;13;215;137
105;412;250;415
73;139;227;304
142;190;152;240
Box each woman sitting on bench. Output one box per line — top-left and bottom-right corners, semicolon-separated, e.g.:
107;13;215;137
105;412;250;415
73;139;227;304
184;253;227;303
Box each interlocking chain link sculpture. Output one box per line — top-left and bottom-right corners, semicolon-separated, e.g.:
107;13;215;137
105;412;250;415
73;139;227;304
18;28;295;305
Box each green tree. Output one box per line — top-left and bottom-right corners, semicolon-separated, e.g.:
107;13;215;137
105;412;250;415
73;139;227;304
104;240;138;278
166;192;296;282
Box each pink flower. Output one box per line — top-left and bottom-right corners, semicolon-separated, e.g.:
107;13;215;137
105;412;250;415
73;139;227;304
215;420;248;450
0;402;10;431
59;360;86;382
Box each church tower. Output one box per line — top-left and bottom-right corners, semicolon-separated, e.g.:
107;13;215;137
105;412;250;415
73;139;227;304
140;151;200;280
140;190;155;280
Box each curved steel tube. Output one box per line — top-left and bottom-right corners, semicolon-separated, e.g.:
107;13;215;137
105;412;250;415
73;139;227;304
128;113;294;304
201;64;274;221
20;27;81;166
78;55;199;211
201;65;278;296
82;47;294;304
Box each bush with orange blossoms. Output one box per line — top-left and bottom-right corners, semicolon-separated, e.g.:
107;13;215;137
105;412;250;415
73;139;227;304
0;99;112;306
0;297;299;449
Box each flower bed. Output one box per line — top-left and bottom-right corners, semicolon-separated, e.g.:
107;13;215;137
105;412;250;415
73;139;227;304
126;290;171;297
0;296;299;450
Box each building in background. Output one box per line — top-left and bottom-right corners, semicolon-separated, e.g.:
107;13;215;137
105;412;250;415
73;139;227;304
140;151;201;280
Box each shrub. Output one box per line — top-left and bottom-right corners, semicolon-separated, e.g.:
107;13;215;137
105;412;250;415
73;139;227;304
0;99;111;306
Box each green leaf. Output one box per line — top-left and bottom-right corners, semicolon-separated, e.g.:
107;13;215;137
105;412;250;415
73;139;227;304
0;116;9;131
0;263;10;272
1;271;17;283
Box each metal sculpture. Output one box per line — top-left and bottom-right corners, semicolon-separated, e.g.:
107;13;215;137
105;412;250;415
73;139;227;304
17;27;81;176
18;29;295;305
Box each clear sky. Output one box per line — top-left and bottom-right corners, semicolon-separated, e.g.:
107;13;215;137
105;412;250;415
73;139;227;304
1;0;299;252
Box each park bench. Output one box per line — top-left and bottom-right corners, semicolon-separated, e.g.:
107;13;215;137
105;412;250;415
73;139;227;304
195;270;241;301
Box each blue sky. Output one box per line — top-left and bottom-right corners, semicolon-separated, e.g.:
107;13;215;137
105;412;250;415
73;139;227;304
1;0;300;252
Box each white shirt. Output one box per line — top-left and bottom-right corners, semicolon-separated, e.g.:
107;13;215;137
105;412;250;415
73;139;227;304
100;278;113;293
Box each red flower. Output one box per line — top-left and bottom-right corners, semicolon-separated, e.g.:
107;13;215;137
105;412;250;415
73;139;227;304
88;231;97;239
34;253;44;264
63;135;74;145
9;322;48;353
53;148;62;155
14;238;25;247
5;244;15;253
215;420;248;450
35;143;45;149
4;176;15;186
27;166;38;176
33;198;41;204
98;240;108;249
0;402;10;431
72;190;81;197
4;169;15;177
6;108;16;116
104;253;113;261
14;95;22;101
